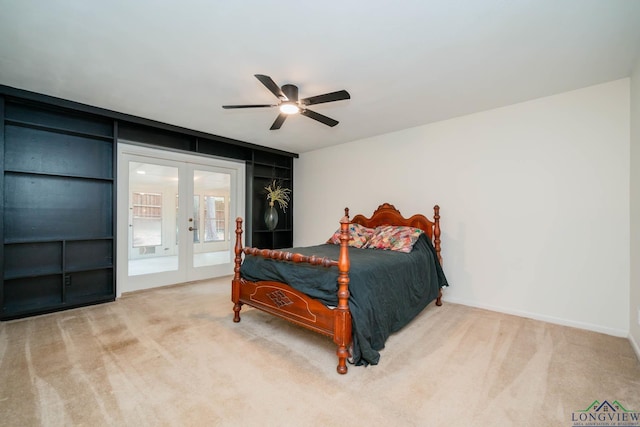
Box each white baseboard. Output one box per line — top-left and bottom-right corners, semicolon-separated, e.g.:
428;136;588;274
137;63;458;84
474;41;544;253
444;297;629;338
629;333;640;362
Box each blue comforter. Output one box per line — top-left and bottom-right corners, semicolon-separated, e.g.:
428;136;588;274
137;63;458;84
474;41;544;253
240;233;448;366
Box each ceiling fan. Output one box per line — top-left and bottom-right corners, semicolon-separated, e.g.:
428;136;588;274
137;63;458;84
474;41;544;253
222;74;350;130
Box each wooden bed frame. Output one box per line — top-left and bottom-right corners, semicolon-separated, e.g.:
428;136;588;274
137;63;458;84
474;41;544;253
231;203;443;374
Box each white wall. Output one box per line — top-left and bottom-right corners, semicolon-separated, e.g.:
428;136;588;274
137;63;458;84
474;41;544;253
294;79;630;337
630;59;640;356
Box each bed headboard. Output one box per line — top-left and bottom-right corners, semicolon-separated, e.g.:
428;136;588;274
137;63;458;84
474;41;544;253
350;203;437;238
350;203;442;264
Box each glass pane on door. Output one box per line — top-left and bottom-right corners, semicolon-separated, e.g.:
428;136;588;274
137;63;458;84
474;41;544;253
132;192;162;247
204;196;225;242
192;168;231;268
128;161;179;276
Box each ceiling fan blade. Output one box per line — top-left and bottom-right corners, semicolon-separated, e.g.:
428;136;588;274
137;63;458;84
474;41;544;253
255;74;286;100
300;90;350;106
300;109;339;127
222;104;276;109
270;113;287;130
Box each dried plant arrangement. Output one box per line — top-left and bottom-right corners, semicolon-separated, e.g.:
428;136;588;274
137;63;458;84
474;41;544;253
264;180;291;212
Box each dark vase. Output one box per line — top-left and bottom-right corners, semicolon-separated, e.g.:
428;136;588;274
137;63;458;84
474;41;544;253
264;204;278;230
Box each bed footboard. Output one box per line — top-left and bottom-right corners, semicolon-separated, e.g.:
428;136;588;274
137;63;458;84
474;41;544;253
231;203;444;374
232;215;353;374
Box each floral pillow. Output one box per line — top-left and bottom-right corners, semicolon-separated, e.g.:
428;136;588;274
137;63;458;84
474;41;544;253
363;225;424;253
327;223;375;248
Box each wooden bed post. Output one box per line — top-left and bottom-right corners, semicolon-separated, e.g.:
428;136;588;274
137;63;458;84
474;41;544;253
433;205;443;306
334;211;352;374
232;217;244;322
433;205;441;264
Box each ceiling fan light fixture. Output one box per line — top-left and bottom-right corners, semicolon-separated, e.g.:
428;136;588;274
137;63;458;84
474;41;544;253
223;75;350;129
279;102;300;115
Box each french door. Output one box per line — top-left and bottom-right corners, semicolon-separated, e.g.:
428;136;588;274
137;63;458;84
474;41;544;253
116;144;245;295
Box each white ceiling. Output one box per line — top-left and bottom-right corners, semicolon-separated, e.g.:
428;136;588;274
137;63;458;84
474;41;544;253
1;1;640;155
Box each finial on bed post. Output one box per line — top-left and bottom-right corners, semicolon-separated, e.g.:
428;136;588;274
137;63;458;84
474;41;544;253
334;215;352;374
232;217;244;323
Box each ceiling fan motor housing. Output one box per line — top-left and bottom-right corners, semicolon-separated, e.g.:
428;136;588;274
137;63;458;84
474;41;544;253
281;84;298;103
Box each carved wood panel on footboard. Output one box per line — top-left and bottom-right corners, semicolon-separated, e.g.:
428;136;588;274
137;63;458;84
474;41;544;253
238;278;335;337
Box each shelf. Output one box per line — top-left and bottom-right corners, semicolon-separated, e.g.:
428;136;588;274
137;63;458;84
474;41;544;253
4;236;113;245
65;240;113;271
253;174;291;180
1;268;115;319
3;239;112;279
3;275;63;313
4;174;113;242
5;118;114;141
2;266;113;280
253;161;291;169
3;241;62;279
5;101;113;139
3;269;63;281
65;265;113;274
252;164;292;180
3;168;114;182
4;124;113;180
65;268;114;301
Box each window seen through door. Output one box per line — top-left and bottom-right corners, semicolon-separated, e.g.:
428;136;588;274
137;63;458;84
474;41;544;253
132;192;162;247
204;196;225;241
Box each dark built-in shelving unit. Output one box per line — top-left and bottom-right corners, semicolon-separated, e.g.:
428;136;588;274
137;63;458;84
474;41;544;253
1;85;297;320
247;151;293;250
1;100;116;318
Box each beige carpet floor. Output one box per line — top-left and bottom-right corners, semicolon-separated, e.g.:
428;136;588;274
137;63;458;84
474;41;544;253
1;276;638;427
